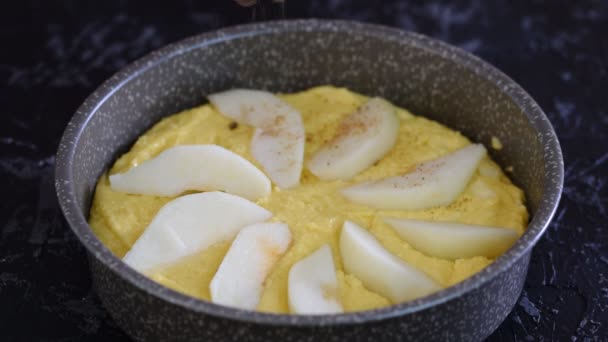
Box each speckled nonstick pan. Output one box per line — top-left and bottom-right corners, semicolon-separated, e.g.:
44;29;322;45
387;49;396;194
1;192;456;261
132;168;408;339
55;20;563;342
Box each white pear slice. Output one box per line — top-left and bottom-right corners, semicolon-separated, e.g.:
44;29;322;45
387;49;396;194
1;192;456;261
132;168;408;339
307;98;400;180
208;89;305;189
123;192;271;272
288;245;343;314
210;222;291;310
339;221;440;303
109;145;271;200
384;218;519;260
342;144;487;210
208;89;298;128
250;125;304;189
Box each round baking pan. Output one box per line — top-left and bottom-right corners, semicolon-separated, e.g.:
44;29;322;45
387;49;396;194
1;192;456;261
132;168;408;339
55;19;563;341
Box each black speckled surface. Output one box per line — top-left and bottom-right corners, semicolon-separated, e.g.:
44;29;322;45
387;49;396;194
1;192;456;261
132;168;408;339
1;1;605;341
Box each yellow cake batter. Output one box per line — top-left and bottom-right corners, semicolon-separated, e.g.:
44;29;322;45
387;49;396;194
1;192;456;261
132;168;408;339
89;86;528;313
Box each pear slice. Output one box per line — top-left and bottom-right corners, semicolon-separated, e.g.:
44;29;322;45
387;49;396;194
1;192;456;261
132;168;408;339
307;98;400;180
288;245;343;314
208;89;305;189
123;192;271;272
250;125;304;189
341;144;487;210
384;218;519;259
339;221;440;303
109;145;271;200
210;222;291;310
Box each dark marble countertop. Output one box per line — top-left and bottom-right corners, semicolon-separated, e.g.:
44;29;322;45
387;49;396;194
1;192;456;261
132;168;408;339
1;0;606;340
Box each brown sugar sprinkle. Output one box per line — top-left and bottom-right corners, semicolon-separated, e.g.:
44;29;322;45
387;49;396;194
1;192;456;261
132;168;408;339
259;237;286;286
228;121;239;130
413;160;445;175
259;115;288;138
273;115;286;126
238;104;254;120
321;283;340;302
335;115;370;138
446;197;470;210
332;105;381;144
260;126;282;138
285;134;303;154
390;160;446;189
